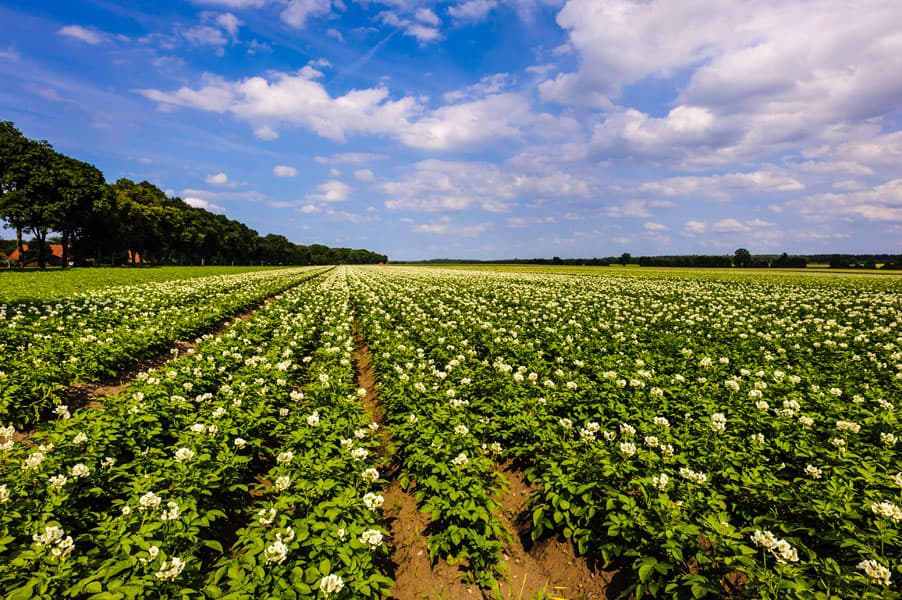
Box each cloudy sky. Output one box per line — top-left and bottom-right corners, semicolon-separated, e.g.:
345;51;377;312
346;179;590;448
1;0;900;259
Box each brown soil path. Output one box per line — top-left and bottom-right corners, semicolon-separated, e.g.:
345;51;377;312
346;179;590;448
64;296;279;410
353;321;476;599
491;465;615;600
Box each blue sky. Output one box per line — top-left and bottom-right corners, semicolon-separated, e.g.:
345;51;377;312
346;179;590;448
1;0;900;260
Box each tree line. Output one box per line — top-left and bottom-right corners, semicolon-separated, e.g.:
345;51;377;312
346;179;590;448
0;121;387;268
406;250;902;269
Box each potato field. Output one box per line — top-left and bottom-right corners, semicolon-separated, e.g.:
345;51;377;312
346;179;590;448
0;266;899;599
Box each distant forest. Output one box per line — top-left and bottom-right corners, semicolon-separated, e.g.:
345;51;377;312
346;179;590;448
0;121;387;268
411;251;902;270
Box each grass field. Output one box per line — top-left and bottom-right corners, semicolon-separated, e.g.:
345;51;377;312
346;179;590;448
0;266;286;301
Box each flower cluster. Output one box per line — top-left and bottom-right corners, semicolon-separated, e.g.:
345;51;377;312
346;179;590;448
857;559;892;586
750;529;799;563
32;525;75;560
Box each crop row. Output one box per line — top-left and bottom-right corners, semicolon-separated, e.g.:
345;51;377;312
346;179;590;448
348;266;900;598
0;268;390;599
0;267;328;428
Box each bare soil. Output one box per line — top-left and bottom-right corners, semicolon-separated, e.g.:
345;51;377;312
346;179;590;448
351;320;616;599
491;465;615;600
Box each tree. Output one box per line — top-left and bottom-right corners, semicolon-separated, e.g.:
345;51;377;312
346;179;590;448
51;155;106;267
734;248;752;268
0;122;45;267
619;252;632;266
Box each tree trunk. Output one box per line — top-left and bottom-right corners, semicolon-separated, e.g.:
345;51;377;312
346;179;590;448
36;229;47;269
61;230;69;269
15;227;23;269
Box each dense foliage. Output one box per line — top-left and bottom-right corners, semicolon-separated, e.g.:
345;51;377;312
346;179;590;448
349;266;900;597
0;121;387;268
0;266;899;598
0;268;327;428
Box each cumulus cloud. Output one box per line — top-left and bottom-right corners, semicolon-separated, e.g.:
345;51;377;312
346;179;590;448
273;165;297;177
138;69;417;143
180;187;266;202
353;169;375;182
443;73;510;103
638;170;804;200
448;0;497;22
183;25;228;47
58;25;106;45
205;172;230;185
138;71;551;152
398;93;529;151
546;0;902;166
306;179;351;202
415;8;440;26
185;197;226;212
682;220;706;234
254;125;279;140
215;13;243;37
382;159;591;213
379;11;442;43
788;178;902;222
603;199;673;219
281;0;332;28
412;216;494;237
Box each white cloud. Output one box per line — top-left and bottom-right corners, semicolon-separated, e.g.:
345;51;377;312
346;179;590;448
315;153;386;164
205;172;229;185
382;159;591;213
180;187;266;202
183;25;228;47
138;70;566;152
832;179;864;191
790;160;873;176
306;179;351;202
0;46;21;61
215;13;243;37
273;165;297;177
300;203;320;213
638;170;804;200
281;0;331;28
399;93;528;151
412;216;494;237
507;216;556;228
58;25;105;45
190;0;264;7
415;8;440;25
448;0;497;22
326;28;345;43
254;125;279;140
683;220;706;234
644;221;668;231
789;178;902;222
546;0;902;166
185;197;226;213
379;11;442;43
354;169;375;182
443;73;510;103
139;70;418;144
712;218;751;233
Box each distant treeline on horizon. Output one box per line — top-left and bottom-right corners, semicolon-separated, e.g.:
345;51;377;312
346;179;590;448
0;121;387;268
403;253;902;270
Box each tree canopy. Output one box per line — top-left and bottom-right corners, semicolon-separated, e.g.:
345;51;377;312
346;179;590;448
0;121;387;267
